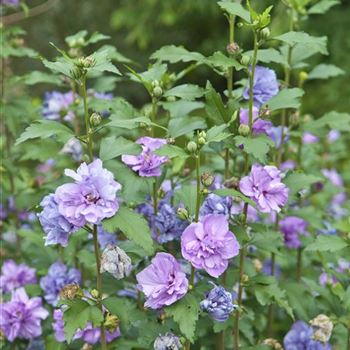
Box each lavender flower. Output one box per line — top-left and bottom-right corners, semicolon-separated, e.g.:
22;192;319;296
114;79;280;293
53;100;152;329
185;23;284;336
136;253;188;309
267;126;289;148
38;194;79;247
122;137;168;177
319;272;337;287
200;283;237;322
40;261;81;306
239;107;272;135
181;215;240;277
0;288;48;342
279;216;308;249
199;194;232;219
52;309;66;342
0;260;37;293
42;91;75;121
240;164;288;213
61;138;83;161
284;321;331;350
327;130;340;143
154;333;182;350
243;65;279;106
321;168;343;187
0;0;20;7
55;159;121;226
303;132;320;144
280;160;296;172
100;245;132;279
231;201;260;223
97;225;117;250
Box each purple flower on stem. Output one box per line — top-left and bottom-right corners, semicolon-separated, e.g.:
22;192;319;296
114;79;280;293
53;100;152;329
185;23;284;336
0;260;37;293
243;65;279;106
239;107;272;136
280;160;296;172
199;194;232;219
181;214;240;277
279;216;308;249
40;261;81;306
60;138;83;161
0;288;48;342
303;132;319;144
200;282;237;322
284;321;331;350
38;194;79;247
122;137;168;177
240;164;289;213
321;168;343;187
327;130;340;143
55;159;121;226
42;91;75;121
136;252;188;309
154;333;182;350
266;126;289;148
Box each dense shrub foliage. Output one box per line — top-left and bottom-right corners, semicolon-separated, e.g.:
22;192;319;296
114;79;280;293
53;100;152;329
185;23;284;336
1;1;349;349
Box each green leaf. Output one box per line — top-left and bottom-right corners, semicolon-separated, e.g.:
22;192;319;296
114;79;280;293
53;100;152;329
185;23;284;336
305;235;348;252
308;0;340;14
168;116;206;138
264;88;304;111
205;81;229;125
174;185;197;216
102;206;154;255
245;48;287;65
155;145;189;159
99;136;141;161
11;71;63;86
150;45;205;63
205;51;244;73
342;286;350;311
218;1;251;22
86;32;111;45
63;300;103;343
42;57;74;78
65;30;88;46
164;84;204;100
307;64;344;80
234;135;274;163
107;115;151;129
304;111;350;132
89;49;121;75
15;120;74;145
274;31;328;55
284;172;323;199
251;230;283;253
206;124;232;143
161;100;204;119
213;188;256;208
166;294;199;342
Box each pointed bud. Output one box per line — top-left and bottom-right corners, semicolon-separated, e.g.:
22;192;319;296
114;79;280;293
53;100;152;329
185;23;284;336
201;172;214;187
187;141;197;153
177;207;189;221
90;112;102;127
240;55;251;66
100;245;132;280
198;137;206;145
238;124;250;136
152;86;163;98
260;27;270;39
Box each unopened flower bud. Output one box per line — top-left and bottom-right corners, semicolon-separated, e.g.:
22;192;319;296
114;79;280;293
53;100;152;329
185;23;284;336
59;284;83;300
201;172;215;187
68;48;80;58
226;42;240;55
237;22;244;28
201;188;210;195
104;313;119;332
198;137;206;145
223;177;239;189
241;55;251;66
262;338;283;349
166;96;176;102
252;258;263;272
154;333;182;350
70;66;83;80
78;56;95;68
290;111;300;126
310;314;333;343
182;167;191;177
238;124;250;136
100;245;132;279
90;289;100;299
152;86;163;98
177;207;189;221
299;71;308;85
90;112;102;127
260;27;271;39
199;131;207;139
151;80;160;88
241;274;249;284
187;141;197;153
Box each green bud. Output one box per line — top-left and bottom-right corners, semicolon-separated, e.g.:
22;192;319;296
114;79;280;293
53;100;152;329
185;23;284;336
241;55;251;66
238;124;250;136
201;188;210;195
237;22;244;28
201;172;214;187
90;112;102;127
299;71;308;85
151;80;160;88
152;86;163;98
166;96;176;102
70;66;83;80
187;141;197;153
77;56;95;68
198;137;206;145
90;289;100;299
199;131;207;139
226;42;240;55
290;111;300;126
260;27;270;39
241;274;249;284
104;313;119;332
177;207;189;221
167;137;175;145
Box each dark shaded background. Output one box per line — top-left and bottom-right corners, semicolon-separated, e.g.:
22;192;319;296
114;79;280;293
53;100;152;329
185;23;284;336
8;0;350;113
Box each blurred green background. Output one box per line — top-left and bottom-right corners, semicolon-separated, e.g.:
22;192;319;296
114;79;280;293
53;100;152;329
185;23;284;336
6;0;350;113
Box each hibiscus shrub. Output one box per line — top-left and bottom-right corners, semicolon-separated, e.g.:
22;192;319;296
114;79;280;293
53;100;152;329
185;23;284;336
1;0;349;350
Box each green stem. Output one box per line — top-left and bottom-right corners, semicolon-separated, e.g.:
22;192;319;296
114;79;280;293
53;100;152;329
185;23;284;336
296;248;302;282
151;97;157;137
81;75;93;161
195;153;201;222
153;181;158;215
233;30;259;350
92;225;108;350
